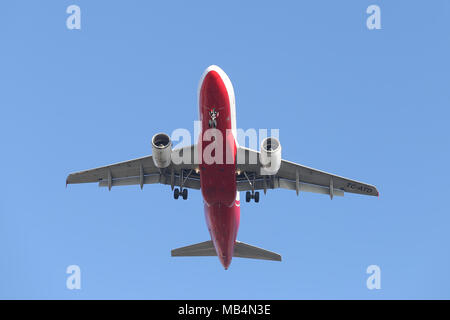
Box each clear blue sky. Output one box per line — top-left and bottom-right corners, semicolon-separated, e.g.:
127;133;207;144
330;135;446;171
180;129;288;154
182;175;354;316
1;1;449;299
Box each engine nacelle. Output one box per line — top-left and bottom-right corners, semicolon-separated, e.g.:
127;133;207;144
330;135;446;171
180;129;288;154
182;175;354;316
259;137;282;175
151;133;172;168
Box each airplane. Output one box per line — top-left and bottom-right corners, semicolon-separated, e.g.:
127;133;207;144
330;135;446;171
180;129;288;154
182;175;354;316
66;65;379;270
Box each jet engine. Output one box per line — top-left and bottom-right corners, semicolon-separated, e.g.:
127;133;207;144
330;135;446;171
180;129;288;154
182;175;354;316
151;133;172;168
260;137;282;175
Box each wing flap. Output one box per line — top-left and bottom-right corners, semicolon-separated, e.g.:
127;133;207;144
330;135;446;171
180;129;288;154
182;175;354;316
237;177;344;196
97;173;201;190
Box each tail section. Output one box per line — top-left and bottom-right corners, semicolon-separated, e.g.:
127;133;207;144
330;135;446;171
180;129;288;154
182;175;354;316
171;240;282;262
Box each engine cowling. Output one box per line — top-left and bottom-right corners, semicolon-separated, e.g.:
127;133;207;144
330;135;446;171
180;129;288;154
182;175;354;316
151;133;172;168
259;137;281;175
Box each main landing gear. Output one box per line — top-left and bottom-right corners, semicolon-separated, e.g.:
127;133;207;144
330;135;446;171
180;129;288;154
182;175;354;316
174;188;188;200
242;171;260;203
245;191;260;203
173;169;191;200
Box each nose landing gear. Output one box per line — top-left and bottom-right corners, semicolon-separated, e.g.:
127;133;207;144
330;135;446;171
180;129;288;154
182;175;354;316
208;119;217;128
208;108;219;128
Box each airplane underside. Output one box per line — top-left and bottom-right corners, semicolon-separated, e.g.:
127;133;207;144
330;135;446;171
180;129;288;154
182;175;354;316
66;65;379;270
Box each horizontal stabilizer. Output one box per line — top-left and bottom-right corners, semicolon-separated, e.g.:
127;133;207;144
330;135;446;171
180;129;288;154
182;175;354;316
234;241;282;261
171;240;281;262
171;240;217;257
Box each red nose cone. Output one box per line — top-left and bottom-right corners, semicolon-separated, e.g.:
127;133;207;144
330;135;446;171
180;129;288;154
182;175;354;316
199;70;229;117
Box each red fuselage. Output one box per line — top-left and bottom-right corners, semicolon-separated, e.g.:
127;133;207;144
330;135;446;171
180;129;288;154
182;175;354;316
198;66;240;269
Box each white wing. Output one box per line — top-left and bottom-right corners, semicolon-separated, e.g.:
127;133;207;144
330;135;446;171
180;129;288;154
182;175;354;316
66;145;200;190
236;147;378;198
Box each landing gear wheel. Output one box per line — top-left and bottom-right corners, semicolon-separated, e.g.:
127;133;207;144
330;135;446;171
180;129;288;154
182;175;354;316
254;191;260;203
182;188;188;200
245;191;251;203
174;188;179;200
209;119;217;128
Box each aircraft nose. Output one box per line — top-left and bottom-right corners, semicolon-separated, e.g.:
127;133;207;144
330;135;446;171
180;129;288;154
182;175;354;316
202;70;225;93
199;67;228;109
